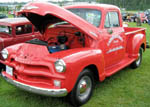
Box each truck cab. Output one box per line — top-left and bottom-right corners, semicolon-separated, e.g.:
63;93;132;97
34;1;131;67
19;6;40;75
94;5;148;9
0;18;40;50
0;18;41;70
0;2;146;106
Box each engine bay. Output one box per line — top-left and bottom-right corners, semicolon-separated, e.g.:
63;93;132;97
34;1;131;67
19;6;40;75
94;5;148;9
45;24;88;53
27;24;89;53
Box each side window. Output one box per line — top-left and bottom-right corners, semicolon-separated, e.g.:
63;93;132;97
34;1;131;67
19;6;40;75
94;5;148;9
25;24;32;33
16;25;24;35
109;12;120;27
104;12;120;28
104;13;110;28
16;24;32;35
0;26;12;34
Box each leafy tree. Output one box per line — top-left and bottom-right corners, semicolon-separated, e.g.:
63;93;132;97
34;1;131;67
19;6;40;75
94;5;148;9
75;0;150;10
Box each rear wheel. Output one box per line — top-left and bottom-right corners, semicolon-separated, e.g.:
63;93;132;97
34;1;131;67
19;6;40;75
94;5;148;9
68;69;94;106
130;48;143;69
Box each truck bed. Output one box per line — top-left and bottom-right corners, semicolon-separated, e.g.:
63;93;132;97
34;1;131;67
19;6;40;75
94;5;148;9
124;27;146;59
124;27;146;35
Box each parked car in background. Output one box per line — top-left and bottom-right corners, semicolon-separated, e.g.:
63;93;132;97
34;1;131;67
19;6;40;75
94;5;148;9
0;14;8;19
144;9;150;16
130;13;138;22
0;2;146;106
139;12;148;23
0;18;41;70
121;12;127;21
122;12;137;22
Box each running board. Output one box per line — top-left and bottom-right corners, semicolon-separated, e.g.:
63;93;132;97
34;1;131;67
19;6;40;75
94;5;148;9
105;57;135;77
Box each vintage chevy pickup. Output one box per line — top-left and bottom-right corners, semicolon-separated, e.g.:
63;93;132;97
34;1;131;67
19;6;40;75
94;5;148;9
0;2;146;106
0;18;40;70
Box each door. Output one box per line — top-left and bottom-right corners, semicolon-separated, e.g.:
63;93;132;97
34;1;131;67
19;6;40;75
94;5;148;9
103;11;126;67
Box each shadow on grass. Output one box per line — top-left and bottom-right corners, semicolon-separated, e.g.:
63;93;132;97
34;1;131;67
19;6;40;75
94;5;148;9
9;87;74;107
93;66;134;94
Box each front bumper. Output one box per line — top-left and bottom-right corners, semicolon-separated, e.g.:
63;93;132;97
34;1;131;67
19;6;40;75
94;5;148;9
2;73;68;97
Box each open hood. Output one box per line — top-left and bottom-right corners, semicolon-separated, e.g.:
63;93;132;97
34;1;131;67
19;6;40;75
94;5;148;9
18;2;99;40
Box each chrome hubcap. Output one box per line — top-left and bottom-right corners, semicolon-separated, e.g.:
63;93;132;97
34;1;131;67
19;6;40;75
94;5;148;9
80;80;87;94
77;76;92;101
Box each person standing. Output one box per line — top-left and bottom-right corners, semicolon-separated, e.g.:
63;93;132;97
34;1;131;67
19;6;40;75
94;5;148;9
136;13;141;26
127;14;131;22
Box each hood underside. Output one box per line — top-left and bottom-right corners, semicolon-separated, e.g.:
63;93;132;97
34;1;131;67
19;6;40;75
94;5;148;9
19;2;99;40
21;12;63;34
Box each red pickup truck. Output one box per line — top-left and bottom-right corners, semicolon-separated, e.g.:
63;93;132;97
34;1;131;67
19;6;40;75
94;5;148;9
0;2;146;106
0;18;40;70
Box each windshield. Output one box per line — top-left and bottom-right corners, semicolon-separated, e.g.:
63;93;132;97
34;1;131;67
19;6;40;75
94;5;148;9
0;25;12;34
68;8;101;27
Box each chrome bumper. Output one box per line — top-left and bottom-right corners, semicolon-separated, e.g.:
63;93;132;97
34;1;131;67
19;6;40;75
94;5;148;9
2;74;68;97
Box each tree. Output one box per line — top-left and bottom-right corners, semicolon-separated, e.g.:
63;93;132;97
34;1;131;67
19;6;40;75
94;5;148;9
75;0;150;10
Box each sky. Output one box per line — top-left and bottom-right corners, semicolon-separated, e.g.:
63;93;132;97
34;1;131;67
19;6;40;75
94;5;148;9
0;0;69;3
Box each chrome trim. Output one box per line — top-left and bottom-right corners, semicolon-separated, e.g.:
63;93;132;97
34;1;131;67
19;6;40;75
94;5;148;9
1;49;9;60
2;74;68;97
89;31;98;37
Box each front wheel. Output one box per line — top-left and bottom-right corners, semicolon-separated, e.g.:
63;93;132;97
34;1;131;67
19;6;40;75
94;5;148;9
130;48;143;69
0;63;5;74
68;69;94;106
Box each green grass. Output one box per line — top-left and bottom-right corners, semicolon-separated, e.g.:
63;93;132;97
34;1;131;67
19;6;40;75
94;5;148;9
7;14;14;18
0;22;150;107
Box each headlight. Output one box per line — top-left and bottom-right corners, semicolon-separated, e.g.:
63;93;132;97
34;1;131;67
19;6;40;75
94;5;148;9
54;59;66;73
1;49;9;59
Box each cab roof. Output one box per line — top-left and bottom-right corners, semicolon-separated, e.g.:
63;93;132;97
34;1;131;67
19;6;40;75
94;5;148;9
0;18;30;26
64;4;120;10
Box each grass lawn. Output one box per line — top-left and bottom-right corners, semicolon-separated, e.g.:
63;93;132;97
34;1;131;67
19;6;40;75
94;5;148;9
0;22;150;107
0;11;14;18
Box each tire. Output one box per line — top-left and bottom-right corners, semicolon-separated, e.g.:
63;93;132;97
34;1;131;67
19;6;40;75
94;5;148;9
130;48;143;69
0;63;5;72
68;69;94;106
143;20;147;23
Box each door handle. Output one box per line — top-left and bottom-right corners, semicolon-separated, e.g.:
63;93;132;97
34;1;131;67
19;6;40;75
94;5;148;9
107;29;113;34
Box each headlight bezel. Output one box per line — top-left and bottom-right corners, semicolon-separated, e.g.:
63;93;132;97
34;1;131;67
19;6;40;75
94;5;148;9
54;59;66;73
1;49;9;60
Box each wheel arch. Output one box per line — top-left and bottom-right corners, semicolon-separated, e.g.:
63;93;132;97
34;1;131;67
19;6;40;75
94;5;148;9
128;32;146;58
63;48;105;92
84;64;99;81
0;62;5;71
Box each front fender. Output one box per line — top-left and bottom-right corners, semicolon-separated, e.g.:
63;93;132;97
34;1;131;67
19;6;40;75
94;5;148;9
58;48;105;92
